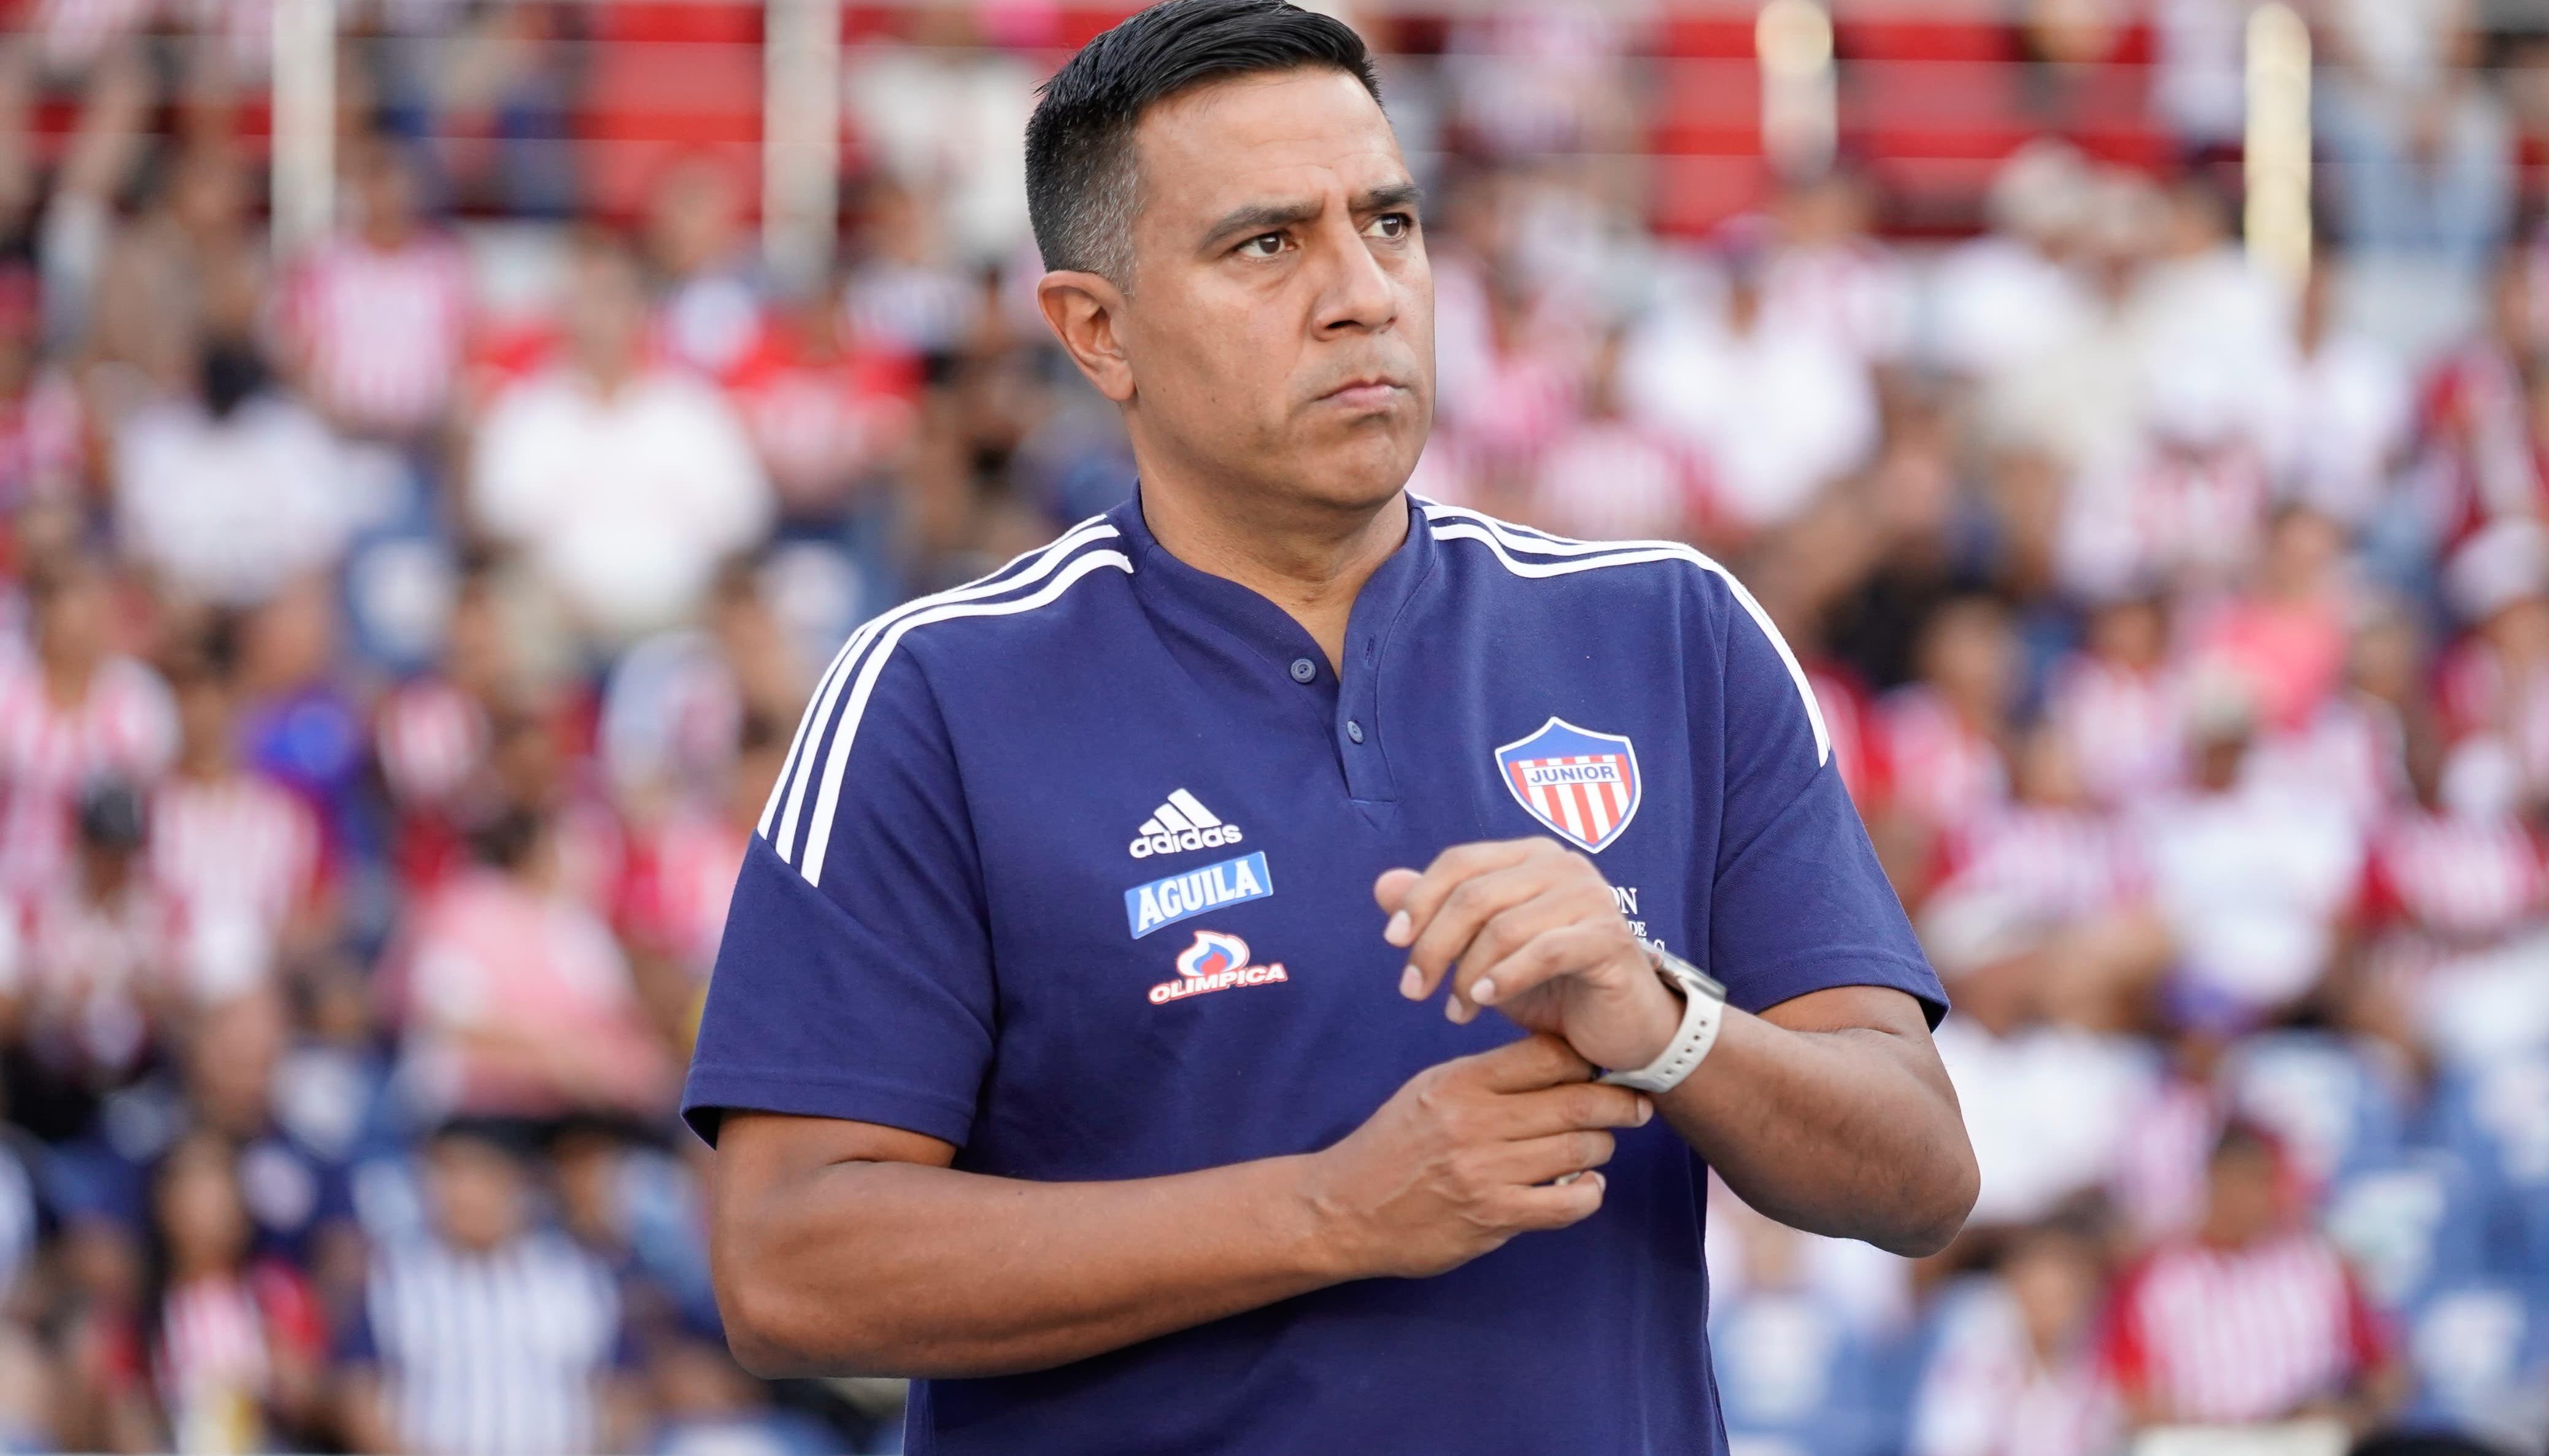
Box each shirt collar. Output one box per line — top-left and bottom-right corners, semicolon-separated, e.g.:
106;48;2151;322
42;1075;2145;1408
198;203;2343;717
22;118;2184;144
1110;487;1437;679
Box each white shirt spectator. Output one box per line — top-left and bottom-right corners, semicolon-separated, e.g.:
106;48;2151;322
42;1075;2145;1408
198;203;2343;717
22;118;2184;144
1929;235;2094;382
1622;302;1876;533
2140;774;2366;1014
115;394;355;607
1934;1020;2161;1227
2130;244;2299;458
471;368;772;645
2277;328;2413;526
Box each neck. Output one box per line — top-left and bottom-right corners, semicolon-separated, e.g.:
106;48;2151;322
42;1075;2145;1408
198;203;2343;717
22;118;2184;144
1139;472;1407;672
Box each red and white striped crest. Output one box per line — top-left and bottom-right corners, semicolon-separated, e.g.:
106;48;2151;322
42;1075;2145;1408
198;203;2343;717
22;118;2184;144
1494;717;1644;854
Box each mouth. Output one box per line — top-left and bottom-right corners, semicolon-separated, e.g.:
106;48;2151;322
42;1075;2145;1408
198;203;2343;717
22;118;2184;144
1317;376;1410;411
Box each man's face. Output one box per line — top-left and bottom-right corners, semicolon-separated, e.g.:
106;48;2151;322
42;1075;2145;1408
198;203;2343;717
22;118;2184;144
1101;68;1433;515
566;251;647;383
428;1137;528;1252
2201;1144;2280;1248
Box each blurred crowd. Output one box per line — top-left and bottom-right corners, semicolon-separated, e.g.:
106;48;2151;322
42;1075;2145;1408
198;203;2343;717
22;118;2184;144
0;1;2542;1454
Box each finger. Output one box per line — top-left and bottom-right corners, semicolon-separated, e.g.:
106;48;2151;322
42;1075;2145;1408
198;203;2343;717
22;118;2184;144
1382;838;1547;951
1445;890;1603;1011
1493;1128;1617;1187
1404;863;1554;1006
1500;1173;1606;1233
1459;1032;1594;1093
1463;922;1625;1012
1496;1082;1653;1140
1373;866;1421;922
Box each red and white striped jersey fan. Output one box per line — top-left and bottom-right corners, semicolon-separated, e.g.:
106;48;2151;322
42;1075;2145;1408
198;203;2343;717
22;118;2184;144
282;235;471;438
0;655;177;896
149;772;323;941
2047;656;2186;809
1876;685;2008;836
2102;1232;2389;1425
2361;806;2549;944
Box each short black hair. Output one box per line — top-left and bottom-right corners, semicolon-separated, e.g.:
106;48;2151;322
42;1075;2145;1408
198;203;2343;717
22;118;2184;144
1024;0;1381;285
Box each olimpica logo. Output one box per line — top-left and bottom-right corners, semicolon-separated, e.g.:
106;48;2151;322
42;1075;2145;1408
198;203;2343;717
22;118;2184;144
1128;788;1245;858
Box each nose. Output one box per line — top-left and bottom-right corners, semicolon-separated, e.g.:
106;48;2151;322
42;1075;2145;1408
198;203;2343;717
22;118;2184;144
1314;218;1400;337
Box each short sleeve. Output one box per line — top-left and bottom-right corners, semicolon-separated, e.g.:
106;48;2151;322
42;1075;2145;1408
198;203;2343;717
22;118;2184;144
1701;577;1946;1027
682;648;994;1146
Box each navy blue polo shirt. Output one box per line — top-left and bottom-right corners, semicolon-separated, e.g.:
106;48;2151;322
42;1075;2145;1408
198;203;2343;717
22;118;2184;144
685;491;1945;1456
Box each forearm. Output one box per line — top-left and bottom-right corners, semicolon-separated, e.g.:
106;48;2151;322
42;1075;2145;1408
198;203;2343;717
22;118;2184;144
714;1152;1341;1379
1654;1004;1976;1256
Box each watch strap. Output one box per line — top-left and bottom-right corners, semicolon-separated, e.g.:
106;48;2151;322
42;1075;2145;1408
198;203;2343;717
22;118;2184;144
1597;948;1727;1095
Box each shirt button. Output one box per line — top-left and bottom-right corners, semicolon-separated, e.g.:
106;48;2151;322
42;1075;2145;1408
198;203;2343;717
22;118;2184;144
1289;658;1317;684
1346;719;1365;744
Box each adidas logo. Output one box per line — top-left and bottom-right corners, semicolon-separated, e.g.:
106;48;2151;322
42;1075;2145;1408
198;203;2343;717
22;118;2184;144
1128;789;1245;859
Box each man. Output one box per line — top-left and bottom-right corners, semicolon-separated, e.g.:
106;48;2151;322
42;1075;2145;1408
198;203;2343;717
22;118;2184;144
469;231;771;649
337;1122;636;1455
688;3;1976;1452
2102;1122;2404;1435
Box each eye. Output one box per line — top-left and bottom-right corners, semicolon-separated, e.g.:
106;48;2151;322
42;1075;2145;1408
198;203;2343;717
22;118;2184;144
1366;212;1414;241
1236;232;1287;258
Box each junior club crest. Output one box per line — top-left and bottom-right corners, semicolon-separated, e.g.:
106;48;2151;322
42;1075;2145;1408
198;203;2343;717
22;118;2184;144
1494;717;1643;853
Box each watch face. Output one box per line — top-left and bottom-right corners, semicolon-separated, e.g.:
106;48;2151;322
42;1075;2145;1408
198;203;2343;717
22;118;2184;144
1657;949;1725;1001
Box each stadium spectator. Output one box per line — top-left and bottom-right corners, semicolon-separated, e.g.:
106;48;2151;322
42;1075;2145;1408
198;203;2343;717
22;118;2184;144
2283;256;2416;528
1931;141;2097;384
1522;325;1705;545
644;156;765;384
2104;1121;2407;1432
78;140;264;396
148;645;331;964
2319;0;2516;273
644;1330;840;1456
111;335;354;609
469;233;772;649
1910;1220;2121;1456
391;806;674;1125
2142;673;2366;1028
0;266;80;512
0;554;175;899
1623;221;1877;539
1876;595;2018;855
59;987;364;1295
3;780;177;1142
120;1129;328;1452
337;1122;634;1456
280;135;471;445
724;280;921;530
1710;1199;1885;1456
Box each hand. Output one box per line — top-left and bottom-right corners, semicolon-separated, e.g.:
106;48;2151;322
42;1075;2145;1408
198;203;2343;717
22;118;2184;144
1299;1034;1651;1279
1376;837;1683;1074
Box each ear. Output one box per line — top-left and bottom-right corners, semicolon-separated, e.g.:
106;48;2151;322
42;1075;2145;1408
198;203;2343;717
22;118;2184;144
1035;270;1136;404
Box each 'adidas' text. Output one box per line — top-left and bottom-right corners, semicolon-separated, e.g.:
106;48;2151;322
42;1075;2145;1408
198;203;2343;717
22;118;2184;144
1129;788;1244;858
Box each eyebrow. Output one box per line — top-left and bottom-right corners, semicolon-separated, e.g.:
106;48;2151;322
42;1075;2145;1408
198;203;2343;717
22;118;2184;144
1198;180;1425;252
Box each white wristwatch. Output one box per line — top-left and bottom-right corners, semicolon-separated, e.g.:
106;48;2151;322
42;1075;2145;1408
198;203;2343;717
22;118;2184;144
1597;947;1727;1095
